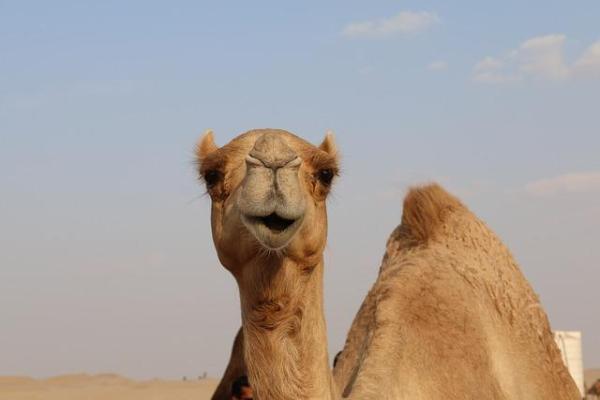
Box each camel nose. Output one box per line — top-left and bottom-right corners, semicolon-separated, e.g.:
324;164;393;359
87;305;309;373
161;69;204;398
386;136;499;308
248;133;299;169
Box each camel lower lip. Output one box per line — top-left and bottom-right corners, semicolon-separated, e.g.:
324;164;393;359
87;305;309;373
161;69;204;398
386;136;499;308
241;212;304;250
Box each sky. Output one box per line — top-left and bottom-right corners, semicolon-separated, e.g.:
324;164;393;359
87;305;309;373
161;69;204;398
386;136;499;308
1;1;599;379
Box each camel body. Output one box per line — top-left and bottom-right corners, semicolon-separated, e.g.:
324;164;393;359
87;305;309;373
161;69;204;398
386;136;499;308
332;185;578;399
198;129;579;400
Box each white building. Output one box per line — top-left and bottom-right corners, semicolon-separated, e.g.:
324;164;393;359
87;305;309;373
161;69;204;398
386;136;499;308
554;330;584;397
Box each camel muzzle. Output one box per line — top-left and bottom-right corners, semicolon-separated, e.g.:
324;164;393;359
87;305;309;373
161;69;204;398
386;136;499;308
237;134;307;250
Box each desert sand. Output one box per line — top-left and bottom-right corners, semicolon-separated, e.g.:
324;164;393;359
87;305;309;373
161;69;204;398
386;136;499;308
0;374;218;400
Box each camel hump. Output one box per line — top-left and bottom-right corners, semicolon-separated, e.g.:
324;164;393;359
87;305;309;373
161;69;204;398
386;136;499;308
401;183;466;244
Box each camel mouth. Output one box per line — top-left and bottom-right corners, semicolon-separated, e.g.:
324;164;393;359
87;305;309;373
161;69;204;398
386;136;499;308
253;213;296;233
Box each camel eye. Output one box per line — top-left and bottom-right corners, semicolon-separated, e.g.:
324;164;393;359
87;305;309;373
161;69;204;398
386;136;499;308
317;169;334;186
204;170;222;188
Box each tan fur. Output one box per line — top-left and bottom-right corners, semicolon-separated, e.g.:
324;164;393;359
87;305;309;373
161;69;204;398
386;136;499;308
197;129;218;160
197;130;579;400
319;131;338;158
333;184;579;399
399;183;465;245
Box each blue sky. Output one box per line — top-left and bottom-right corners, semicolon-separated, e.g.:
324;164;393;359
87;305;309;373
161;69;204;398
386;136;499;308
1;1;599;379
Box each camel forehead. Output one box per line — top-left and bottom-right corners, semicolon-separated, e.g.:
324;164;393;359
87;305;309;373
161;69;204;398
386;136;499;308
224;129;314;156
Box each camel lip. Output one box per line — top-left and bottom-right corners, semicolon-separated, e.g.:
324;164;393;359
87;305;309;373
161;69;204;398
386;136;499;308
241;212;304;250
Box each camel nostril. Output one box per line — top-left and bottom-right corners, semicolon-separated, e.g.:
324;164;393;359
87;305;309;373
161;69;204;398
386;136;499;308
246;153;301;170
286;157;302;168
245;154;264;166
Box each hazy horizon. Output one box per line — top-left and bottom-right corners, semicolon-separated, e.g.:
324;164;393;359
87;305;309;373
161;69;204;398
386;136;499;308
1;1;599;379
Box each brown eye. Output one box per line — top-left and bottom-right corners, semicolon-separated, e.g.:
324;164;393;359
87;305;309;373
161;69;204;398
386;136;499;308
204;170;222;188
317;169;334;186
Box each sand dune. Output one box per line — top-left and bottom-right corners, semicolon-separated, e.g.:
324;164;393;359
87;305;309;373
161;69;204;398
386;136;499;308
0;374;218;400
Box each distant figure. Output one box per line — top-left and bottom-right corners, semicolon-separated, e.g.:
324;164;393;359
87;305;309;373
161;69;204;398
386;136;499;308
231;375;253;400
333;351;343;368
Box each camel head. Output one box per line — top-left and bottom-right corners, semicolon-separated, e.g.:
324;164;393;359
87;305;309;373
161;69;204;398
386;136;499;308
196;129;339;274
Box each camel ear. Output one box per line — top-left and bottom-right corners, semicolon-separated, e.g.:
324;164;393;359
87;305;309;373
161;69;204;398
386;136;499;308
319;130;338;158
197;129;219;160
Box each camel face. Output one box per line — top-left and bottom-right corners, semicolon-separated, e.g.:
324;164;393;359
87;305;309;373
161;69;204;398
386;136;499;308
196;129;338;271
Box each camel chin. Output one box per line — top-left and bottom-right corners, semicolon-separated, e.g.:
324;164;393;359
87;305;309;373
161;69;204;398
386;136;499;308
241;212;305;250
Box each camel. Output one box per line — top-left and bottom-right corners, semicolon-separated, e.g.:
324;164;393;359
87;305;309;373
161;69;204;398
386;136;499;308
209;328;245;399
196;128;579;400
588;379;600;398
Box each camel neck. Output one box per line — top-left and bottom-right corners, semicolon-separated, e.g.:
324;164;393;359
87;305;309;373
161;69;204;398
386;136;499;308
237;256;336;400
